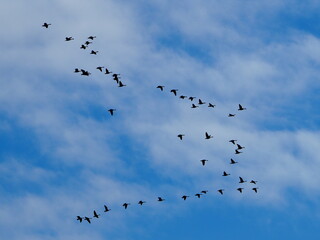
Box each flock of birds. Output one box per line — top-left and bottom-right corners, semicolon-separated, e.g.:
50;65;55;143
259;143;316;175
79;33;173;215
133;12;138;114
42;23;260;224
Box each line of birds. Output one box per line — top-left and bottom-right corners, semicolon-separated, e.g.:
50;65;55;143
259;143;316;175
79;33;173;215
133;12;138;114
42;23;260;224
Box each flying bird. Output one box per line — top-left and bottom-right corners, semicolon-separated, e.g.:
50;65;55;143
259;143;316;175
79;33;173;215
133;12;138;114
157;85;164;91
90;50;99;55
85;41;92;45
76;216;83;223
123;203;130;209
252;187;259;193
205;132;213;139
104;205;111;212
189;97;196;101
238;104;247;111
235;149;242;154
208;103;216;108
84;217;92;223
191;104;199;108
237;188;244;193
80;69;91;76
138;200;146;205
96;66;104;72
239;177;247;183
177;134;185;140
180;95;187;99
74;68;80;73
170;89;178;96
200;159;208;166
198;99;205;105
105;68;112;74
229;139;237;144
218;189;224;195
42;23;51;28
250;180;258;184
80;44;87;49
201;190;208;194
181;195;189;200
158;197;165;202
228;114;236;117
65;37;74;41
108;109;116;116
222;171;230;176
230;158;238;164
195;193;202;198
88;36;96;40
236;144;245;150
93;210;100;218
118;81;126;87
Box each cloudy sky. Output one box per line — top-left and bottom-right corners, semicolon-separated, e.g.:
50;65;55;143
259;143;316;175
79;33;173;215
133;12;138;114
0;0;320;239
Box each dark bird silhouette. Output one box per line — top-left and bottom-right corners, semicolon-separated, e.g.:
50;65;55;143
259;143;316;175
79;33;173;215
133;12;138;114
157;85;164;91
198;99;205;105
80;69;91;76
201;190;208;194
90;50;99;55
200;159;208;166
205;132;213;139
108;109;116;116
85;41;92;45
191;104;199;108
80;44;87;49
235;149;242;154
105;68;112;74
181;195;189;200
104;205;111;212
76;216;83;223
138;200;146;205
195;193;202;198
170;89;178;96
218;189;224;195
189;97;196;101
238;104;247;111
84;217;92;223
123;203;130;209
239;177;247;183
42;23;51;28
74;68;80;73
208;103;216;108
93;210;100;218
236;144;245;150
230;158;238;164
118;81;126;87
250;180;258;184
229;139;237;144
88;36;96;40
228;114;235;117
96;66;104;72
177;134;185;140
237;188;244;193
65;37;74;41
158;197;165;202
222;171;230;176
180;95;187;99
113;74;120;83
252;187;259;193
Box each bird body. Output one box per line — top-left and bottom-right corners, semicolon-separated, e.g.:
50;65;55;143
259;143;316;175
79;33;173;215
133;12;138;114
238;104;247;111
237;188;244;193
222;171;230;176
104;205;111;212
205;132;213;139
170;89;178;96
42;23;51;28
200;159;208;166
138;200;146;205
182;195;189;200
76;216;83;223
177;134;185;140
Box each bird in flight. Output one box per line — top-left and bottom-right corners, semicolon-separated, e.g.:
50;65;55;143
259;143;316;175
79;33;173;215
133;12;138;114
181;195;189;200
118;81;126;87
180;95;187;99
239;177;247;183
230;158;238;164
158;197;165;202
42;23;51;28
236;144;245;150
85;41;92;45
108;109;116;116
84;217;92;223
201;190;208;194
88;36;96;40
252;187;259;193
96;66;104;72
80;44;87;50
228;114;236;117
195;193;202;198
90;50;99;55
250;180;258;184
189;97;196;101
218;189;224;195
229;139;237;144
191;104;199;108
138;200;146;205
104;205;111;212
237;188;244;193
93;210;100;218
112;74;120;83
198;99;205;105
222;171;230;176
238;104;247;111
105;68;112;74
205;132;213;139
76;216;83;223
177;134;185;140
74;68;80;73
235;149;242;154
65;37;74;41
123;203;130;209
208;103;216;108
80;69;91;76
200;159;208;166
157;85;164;91
170;89;178;96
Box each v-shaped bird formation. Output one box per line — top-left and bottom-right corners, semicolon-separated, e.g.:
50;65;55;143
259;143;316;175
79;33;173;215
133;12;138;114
42;23;260;224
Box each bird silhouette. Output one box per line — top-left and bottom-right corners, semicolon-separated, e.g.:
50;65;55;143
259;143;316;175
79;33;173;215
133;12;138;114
252;187;259;193
90;50;99;55
80;44;87;50
236;144;245;150
181;195;189;200
250;180;258;184
205;132;213;139
237;188;244;193
123;203;130;209
238;104;247;111
230;158;238;164
180;95;187;99
80;69;91;76
170;89;178;96
104;205;111;212
65;37;74;41
85;41;92;45
239;177;247;183
177;134;185;140
138;200;146;205
191;104;199;108
158;197;165;202
189;97;196;101
198;99;205;105
229;140;237;144
228;114;235;117
200;159;208;166
93;210;100;218
74;68;80;73
88;36;96;40
157;85;164;91
195;193;202;198
235;149;242;154
105;68;112;74
201;190;208;194
118;81;126;87
222;171;230;176
113;74;120;83
218;189;224;195
76;216;83;223
84;217;92;223
208;103;216;108
108;109;116;116
96;66;104;72
42;23;51;28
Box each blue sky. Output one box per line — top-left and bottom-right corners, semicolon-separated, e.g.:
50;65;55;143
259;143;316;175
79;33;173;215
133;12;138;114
0;0;320;239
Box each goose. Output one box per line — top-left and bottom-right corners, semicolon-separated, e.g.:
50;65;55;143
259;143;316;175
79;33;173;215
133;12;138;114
42;23;51;28
85;41;92;45
205;132;213;139
230;158;238;164
200;159;208;166
237;188;244;193
138;200;146;205
181;195;189;200
236;144;245;150
252;187;259;193
93;210;100;218
158;197;165;202
238;104;246;111
76;216;83;223
96;66;104;72
88;36;96;40
90;50;99;55
123;203;130;209
250;180;257;184
229;140;237;145
180;95;187;99
222;171;230;176
170;89;178;96
239;177;247;183
157;85;164;91
177;134;185;140
108;109;116;116
189;97;196;101
208;103;216;108
235;149;242;154
118;81;126;87
80;44;87;49
198;99;205;105
191;104;199;108
105;68;112;74
195;193;202;198
104;205;111;212
65;37;74;41
201;190;208;194
228;114;235;117
84;217;92;223
218;189;224;195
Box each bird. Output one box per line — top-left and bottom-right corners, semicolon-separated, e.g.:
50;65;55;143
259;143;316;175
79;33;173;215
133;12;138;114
191;104;199;108
200;159;208;166
80;69;91;76
118;81;126;87
222;171;230;176
74;68;80;73
84;217;92;223
88;36;96;40
113;74;120;83
138;200;146;205
230;158;238;164
239;177;247;183
157;85;164;91
96;66;104;72
189;97;196;101
80;44;87;49
65;37;74;41
170;89;178;96
181;195;189;200
250;180;258;184
180;95;187;99
158;197;165;202
105;68;112;74
85;41;92;45
238;104;247;111
76;216;83;223
198;99;205;105
123;203;130;209
201;190;208;194
205;132;213;139
236;144;245;150
228;114;235;117
177;134;185;140
90;50;99;55
108;109;116;116
229;139;237;144
235;149;242;154
218;189;224;195
237;188;244;193
93;210;100;218
195;193;202;198
208;103;216;108
42;23;51;28
104;205;111;212
252;187;259;193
